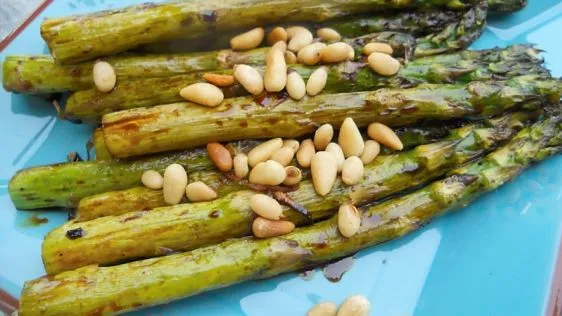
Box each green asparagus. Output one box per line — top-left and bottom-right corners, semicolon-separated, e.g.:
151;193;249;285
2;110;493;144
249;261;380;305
488;0;526;12
21;115;562;315
92;128;112;160
43;111;536;274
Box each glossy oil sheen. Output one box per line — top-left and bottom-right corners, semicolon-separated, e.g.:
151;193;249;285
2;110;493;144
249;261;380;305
0;1;562;315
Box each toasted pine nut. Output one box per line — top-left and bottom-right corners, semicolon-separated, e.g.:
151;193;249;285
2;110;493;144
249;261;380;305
284;51;298;64
233;64;264;95
248;138;283;167
271;147;295;166
367;123;404;150
325;143;345;172
283;139;300;153
249;160;286;185
308;302;337;316
250;194;283;220
179;82;224;107
297;42;326;66
342;156;364;185
306;66;328;96
93;61;116;93
233;153;249;178
296;139;316;168
363;42;394;55
284;166;303;185
317;28;341;42
320;42;353;63
288;28;313;52
163;164;188;205
338;203;361;238
185;181;218;202
252;217;295;238
360;140;380;164
348;45;355;60
286;70;306;100
267;27;288;45
368;52;401;76
265;49;287;92
207;142;233;172
230;27;264;51
286;26;309;39
338;117;365;157
202;73;235;87
271;41;287;53
314;123;334;150
141;170;163;189
311;151;337;196
337;295;370;316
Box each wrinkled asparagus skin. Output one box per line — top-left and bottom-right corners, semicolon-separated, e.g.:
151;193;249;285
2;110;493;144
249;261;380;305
64;45;550;120
488;0;526;12
40;0;474;64
42;111;536;274
93;128;112;160
21;116;562;315
101;76;561;158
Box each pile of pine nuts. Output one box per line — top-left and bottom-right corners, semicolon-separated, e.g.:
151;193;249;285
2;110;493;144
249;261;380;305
308;294;370;316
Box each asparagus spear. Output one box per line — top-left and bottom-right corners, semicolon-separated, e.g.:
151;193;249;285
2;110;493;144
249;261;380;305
64;45;550;120
42;111;536;274
101;76;561;158
92;128;112;160
488;0;526;12
21;116;562;315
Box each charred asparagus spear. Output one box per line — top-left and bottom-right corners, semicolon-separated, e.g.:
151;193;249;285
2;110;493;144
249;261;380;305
101;76;561;158
21;116;562;315
92;128;112;160
42;111;536;274
488;0;526;12
64;45;550;120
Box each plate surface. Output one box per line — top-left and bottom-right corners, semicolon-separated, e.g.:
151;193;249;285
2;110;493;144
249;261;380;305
1;1;562;315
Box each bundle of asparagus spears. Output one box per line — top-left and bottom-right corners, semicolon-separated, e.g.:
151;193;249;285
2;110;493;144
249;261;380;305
3;0;560;315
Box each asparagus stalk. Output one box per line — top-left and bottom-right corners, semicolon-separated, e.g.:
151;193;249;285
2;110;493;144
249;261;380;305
64;45;550;120
488;0;526;12
42;111;536;274
92;128;112;160
101;76;561;158
40;0;474;64
21;116;562;315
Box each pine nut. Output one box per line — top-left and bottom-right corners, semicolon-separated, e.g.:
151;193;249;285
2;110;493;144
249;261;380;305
283;139;300;152
360;140;380;164
250;194;283;220
286;70;306;100
202;73;235;87
368;52;401;76
311;151;337;196
265;49;287;92
336;295;370;316
320;42;353;63
286;26;309;39
317;28;341;41
338;203;361;238
185;181;218;202
271;147;295;166
296;139;316;168
230;27;264;51
367;123;404;150
271;41;287;53
348;45;355;60
252;217;295;238
314;123;334;150
338;117;365;157
249;160;286;185
141;170;163;189
284;51;298;64
297;42;326;66
233;153;249;178
267;27;288;45
93;61;116;93
306;66;328;96
248;138;283;167
342;156;364;185
284;166;303;185
308;302;337;316
179;82;224;107
325;143;345;172
163;164;188;205
288;28;313;52
233;64;264;96
363;42;394;55
207;142;233;172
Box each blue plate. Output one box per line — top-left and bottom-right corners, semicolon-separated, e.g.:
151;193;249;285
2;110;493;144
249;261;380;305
1;1;562;315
